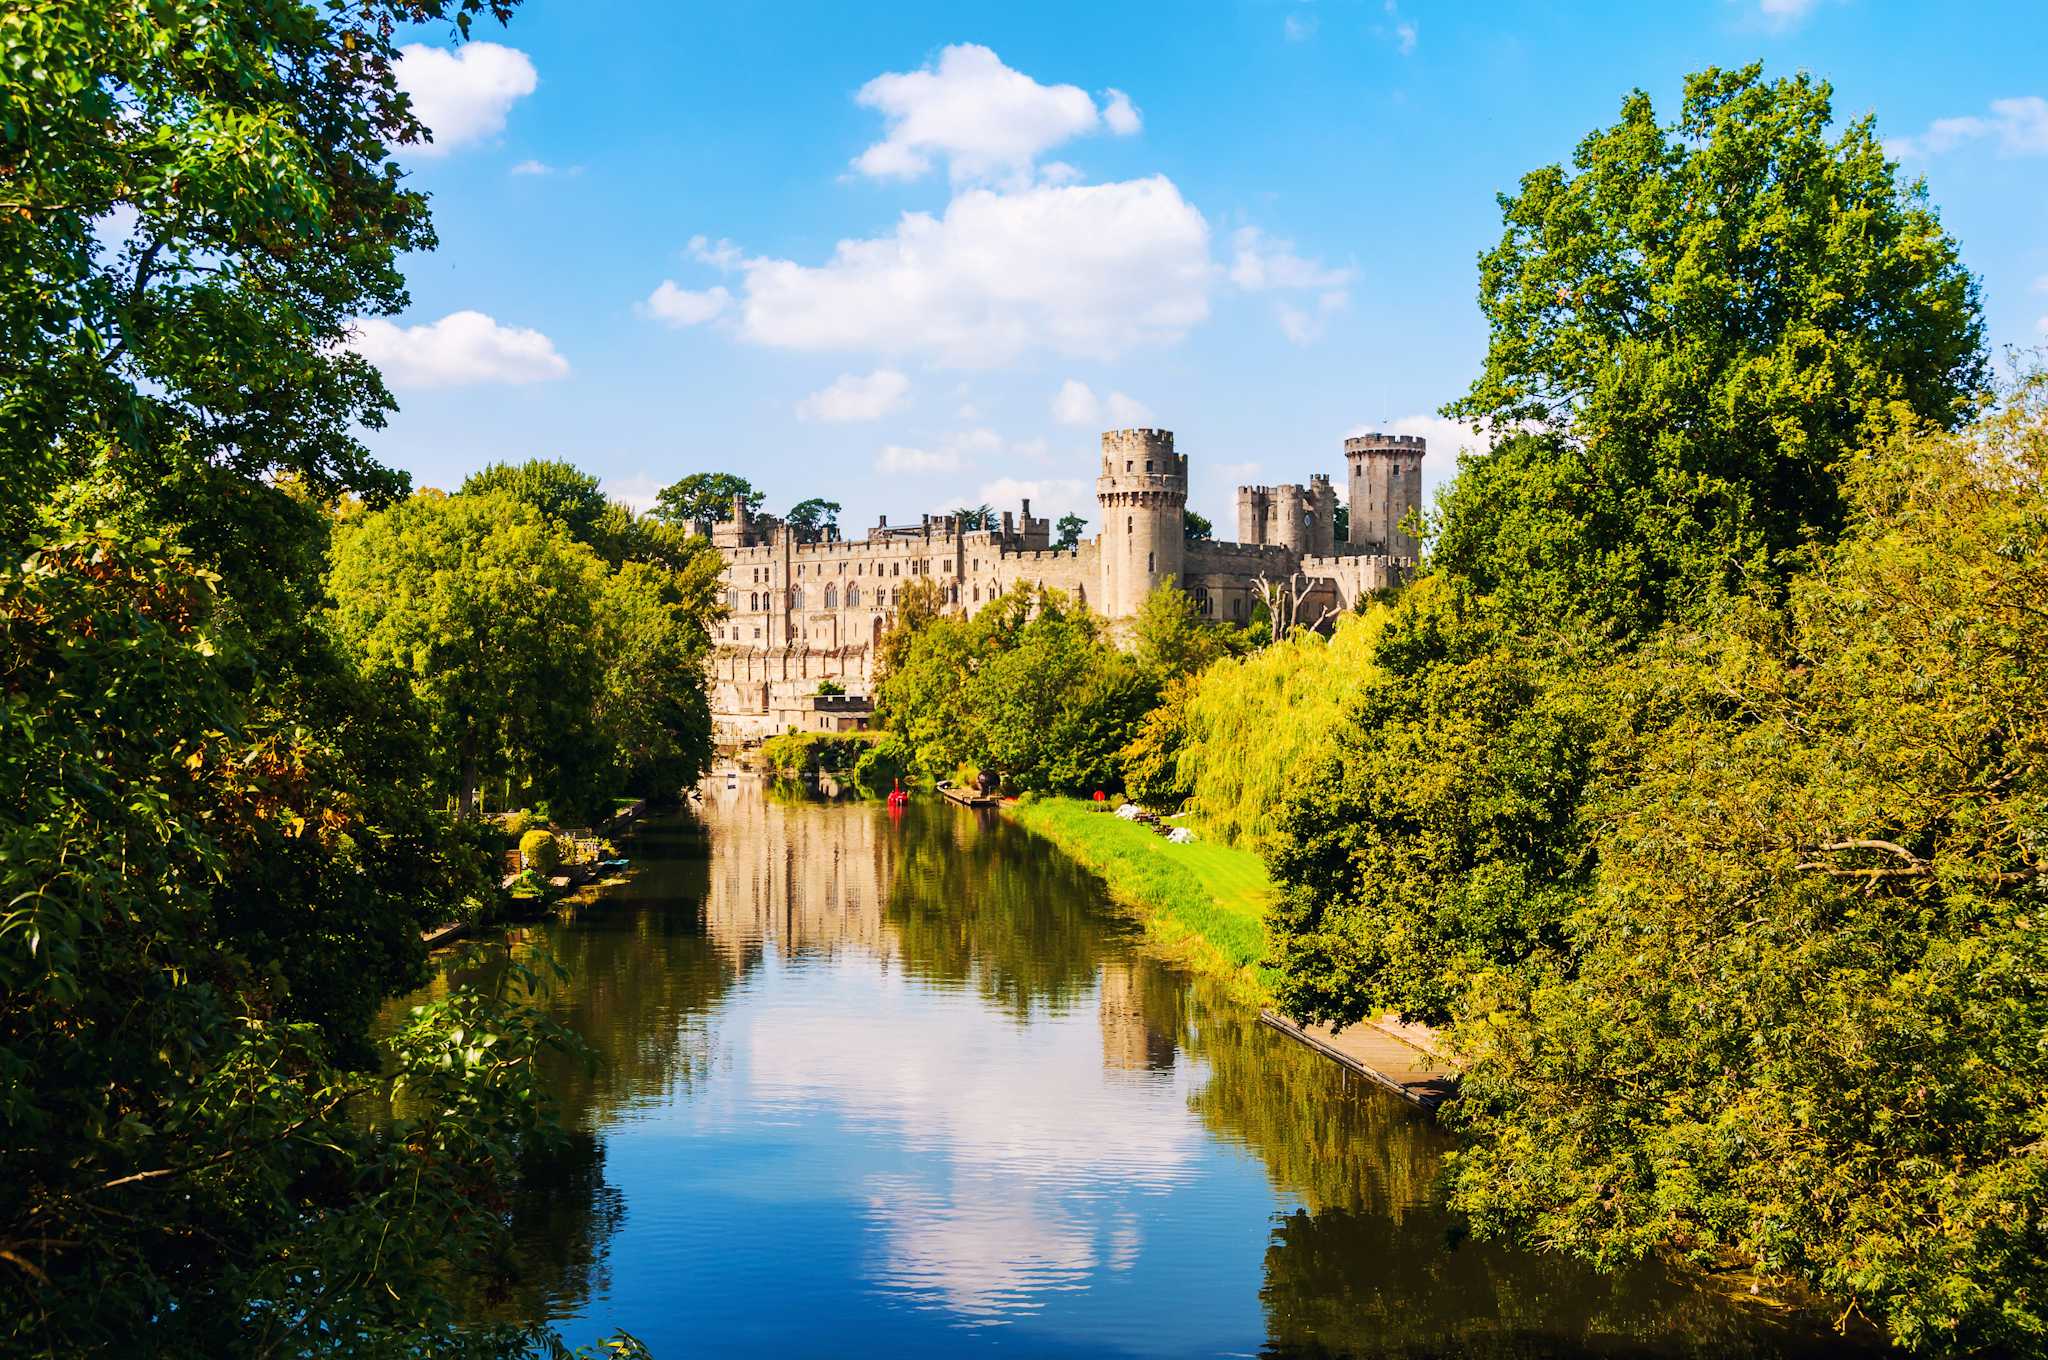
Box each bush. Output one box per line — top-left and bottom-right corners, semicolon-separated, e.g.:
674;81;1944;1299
518;828;560;876
502;809;533;839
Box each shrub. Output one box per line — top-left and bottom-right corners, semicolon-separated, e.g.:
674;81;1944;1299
518;828;561;876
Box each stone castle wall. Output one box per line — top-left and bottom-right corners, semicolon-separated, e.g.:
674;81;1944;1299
709;426;1423;741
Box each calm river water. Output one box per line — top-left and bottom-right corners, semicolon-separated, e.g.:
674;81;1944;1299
408;784;1871;1357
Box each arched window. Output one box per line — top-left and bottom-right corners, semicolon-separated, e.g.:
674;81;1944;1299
972;585;980;603
873;618;884;643
949;583;959;604
824;585;837;609
749;592;759;610
846;584;860;607
891;561;900;577
790;586;804;609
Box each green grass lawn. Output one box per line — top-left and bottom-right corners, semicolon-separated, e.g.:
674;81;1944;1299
1005;797;1279;999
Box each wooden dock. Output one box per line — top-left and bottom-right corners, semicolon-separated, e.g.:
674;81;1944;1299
1259;1010;1460;1109
940;786;1002;808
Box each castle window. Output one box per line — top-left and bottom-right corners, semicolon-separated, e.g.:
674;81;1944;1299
790;586;804;609
750;592;759;610
1126;516;1133;534
973;586;980;602
892;561;900;577
1232;597;1244;619
1146;460;1153;473
825;585;837;608
846;585;860;607
1125;461;1133;473
1147;552;1155;572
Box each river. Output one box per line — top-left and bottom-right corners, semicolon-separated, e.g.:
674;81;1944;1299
405;783;1872;1357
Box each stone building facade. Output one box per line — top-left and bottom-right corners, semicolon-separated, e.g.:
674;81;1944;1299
707;427;1423;741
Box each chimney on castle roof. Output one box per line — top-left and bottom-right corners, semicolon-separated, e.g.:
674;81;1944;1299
1021;497;1032;518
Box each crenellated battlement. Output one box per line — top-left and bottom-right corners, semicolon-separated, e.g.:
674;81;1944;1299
1102;427;1176;457
1344;432;1427;454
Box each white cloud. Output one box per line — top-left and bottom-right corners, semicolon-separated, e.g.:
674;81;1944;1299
1383;0;1417;54
1276;302;1319;346
796;369;912;423
852;44;1140;185
707;176;1210;367
1106;391;1153;425
1052;379;1100;425
1754;0;1819;29
978;477;1091;521
1050;380;1151;427
877;429;1005;477
879;444;960;474
1888;96;2048;159
394;42;537;156
1283;13;1319;41
601;474;664;513
643;280;733;327
344;310;567;388
1102;89;1143;137
509;158;552;175
1229;226;1357;292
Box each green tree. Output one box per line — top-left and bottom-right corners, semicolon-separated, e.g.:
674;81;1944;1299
951;503;996;530
1131;577;1233;682
329;491;610;817
1054;512;1087;550
0;2;653;1352
784;497;841;542
594;562;716;798
654;471;761;525
1447;384;2048;1354
1440;64;1984;637
1183;508;1213;542
462;459;610;543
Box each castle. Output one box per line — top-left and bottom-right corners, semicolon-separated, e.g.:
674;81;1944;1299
708;428;1424;741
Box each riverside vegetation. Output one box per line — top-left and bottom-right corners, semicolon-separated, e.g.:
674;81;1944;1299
868;68;2044;1355
1;4;709;1355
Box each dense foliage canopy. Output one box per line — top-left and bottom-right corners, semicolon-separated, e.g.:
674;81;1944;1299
0;3;666;1353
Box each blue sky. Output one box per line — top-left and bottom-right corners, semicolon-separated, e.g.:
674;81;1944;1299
358;0;2048;534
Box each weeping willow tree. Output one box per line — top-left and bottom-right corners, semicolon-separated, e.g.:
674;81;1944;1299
1124;607;1388;851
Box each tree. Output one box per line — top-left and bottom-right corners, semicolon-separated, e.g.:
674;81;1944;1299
1447;384;2048;1354
462;459;609;543
0;2;654;1352
784;497;841;542
952;503;996;531
1183;508;1213;542
654;472;761;525
593;562;717;798
1439;65;1984;637
1333;504;1349;544
1131;577;1233;682
329;491;610;818
1054;513;1087;550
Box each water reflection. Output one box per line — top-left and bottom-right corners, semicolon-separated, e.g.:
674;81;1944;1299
394;785;1872;1357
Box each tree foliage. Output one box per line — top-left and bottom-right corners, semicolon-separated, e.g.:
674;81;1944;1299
783;497;841;542
1183;508;1214;542
1054;512;1087;550
1439;65;1984;638
462;459;610;543
873;585;1158;794
652;472;760;525
1447;385;2048;1355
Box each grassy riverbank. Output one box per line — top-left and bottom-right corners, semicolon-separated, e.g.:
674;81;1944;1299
1004;797;1278;1000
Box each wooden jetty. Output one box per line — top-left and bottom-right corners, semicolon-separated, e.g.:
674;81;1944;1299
1259;1010;1460;1109
940;785;1002;809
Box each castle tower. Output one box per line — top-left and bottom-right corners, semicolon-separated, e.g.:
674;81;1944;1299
1343;433;1425;558
1097;428;1186;617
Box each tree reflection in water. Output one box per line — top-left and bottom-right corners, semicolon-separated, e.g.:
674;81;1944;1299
386;790;1870;1355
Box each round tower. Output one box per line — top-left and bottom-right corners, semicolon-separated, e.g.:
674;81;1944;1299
1343;433;1425;558
1096;428;1187;617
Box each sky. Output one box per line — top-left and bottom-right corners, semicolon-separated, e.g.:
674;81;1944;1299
356;0;2048;535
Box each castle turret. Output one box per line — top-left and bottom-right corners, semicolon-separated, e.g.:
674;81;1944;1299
1097;428;1186;617
1343;433;1425;558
